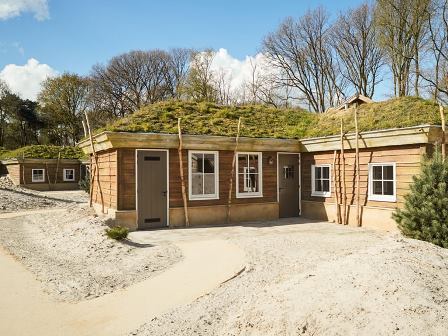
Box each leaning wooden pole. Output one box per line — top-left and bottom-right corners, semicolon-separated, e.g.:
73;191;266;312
340;119;347;225
354;108;361;227
85;112;105;213
178;118;190;227
440;104;446;160
227;117;242;224
332;150;341;224
54;149;61;185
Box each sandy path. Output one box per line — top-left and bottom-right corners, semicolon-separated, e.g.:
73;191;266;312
0;239;246;336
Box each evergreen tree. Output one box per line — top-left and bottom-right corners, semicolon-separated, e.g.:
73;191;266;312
393;149;448;247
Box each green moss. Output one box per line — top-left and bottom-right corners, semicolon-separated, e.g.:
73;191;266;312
307;96;441;137
0;145;86;160
100;98;442;139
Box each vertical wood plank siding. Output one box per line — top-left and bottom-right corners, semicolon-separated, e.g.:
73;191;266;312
301;144;425;209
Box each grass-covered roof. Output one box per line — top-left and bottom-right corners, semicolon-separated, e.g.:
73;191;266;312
0;145;86;160
103;97;442;139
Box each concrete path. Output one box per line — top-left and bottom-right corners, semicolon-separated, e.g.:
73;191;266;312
0;237;245;336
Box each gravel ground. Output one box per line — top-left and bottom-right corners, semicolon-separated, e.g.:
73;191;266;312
0;176;87;211
0;205;182;302
129;222;448;336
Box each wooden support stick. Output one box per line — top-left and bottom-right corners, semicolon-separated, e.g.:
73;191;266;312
340;119;347;225
332;150;341;224
45;162;51;191
440;105;446;160
355;108;361;227
178;118;190;227
227;117;242;224
54;150;61;185
85;112;105;214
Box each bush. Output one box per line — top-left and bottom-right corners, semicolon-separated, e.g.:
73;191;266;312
393;150;448;248
105;226;129;240
78;176;90;193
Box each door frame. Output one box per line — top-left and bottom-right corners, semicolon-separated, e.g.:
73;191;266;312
135;149;170;228
276;152;301;216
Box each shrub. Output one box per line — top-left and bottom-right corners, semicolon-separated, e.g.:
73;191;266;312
393;150;448;248
105;226;129;240
78;176;90;193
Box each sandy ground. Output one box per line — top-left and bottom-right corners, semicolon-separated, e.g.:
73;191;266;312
0;202;182;302
129;220;448;336
0;239;245;336
0;176;88;212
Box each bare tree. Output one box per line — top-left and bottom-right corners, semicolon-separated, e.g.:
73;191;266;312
89;49;190;122
262;8;345;112
331;3;385;98
184;49;217;102
422;0;448;103
375;0;431;97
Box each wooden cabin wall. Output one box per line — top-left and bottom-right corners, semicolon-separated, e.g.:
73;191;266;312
301;144;425;229
91;149;117;209
5;162;80;186
115;148;278;211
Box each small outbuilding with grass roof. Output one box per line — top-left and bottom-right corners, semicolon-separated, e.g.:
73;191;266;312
1;145;88;191
79;98;447;231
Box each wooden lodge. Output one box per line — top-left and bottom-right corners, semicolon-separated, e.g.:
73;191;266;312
79;121;446;232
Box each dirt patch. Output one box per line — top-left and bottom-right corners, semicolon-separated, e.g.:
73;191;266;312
0;205;182;302
129;223;448;336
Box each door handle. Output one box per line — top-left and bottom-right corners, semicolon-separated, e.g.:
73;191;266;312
162;191;167;197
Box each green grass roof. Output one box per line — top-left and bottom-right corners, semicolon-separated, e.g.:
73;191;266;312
0;145;86;160
103;97;442;139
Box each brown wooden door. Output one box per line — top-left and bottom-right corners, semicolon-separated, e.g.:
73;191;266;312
137;150;168;229
278;154;300;218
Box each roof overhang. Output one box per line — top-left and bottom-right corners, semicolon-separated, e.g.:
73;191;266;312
78;131;302;154
300;125;442;152
77;125;444;155
1;158;82;165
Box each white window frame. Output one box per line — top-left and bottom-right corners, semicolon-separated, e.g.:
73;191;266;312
63;168;75;182
188;150;219;200
368;162;397;202
31;169;45;183
236;152;263;198
311;164;331;197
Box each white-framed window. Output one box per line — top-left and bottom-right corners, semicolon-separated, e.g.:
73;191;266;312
236;152;263;198
31;169;45;183
311;164;331;197
368;163;396;202
63;168;75;181
188;151;219;200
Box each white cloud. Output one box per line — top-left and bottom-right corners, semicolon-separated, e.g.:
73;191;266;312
0;0;49;21
0;58;57;100
209;48;276;92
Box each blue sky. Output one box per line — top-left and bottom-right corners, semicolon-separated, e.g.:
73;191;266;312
1;0;387;100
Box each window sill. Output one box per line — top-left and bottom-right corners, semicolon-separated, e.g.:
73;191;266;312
189;196;219;201
236;193;263;199
368;195;396;203
311;192;331;198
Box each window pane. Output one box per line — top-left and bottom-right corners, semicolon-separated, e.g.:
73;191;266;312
238;154;248;173
322;179;330;192
249;154;259;171
315;167;322;179
191;153;201;173
315;179;322;191
203;174;215;194
191;174;203;195
383;181;394;195
383;165;394;180
322;167;329;179
248;173;258;192
373;181;383;195
203;154;215;173
372;166;382;180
